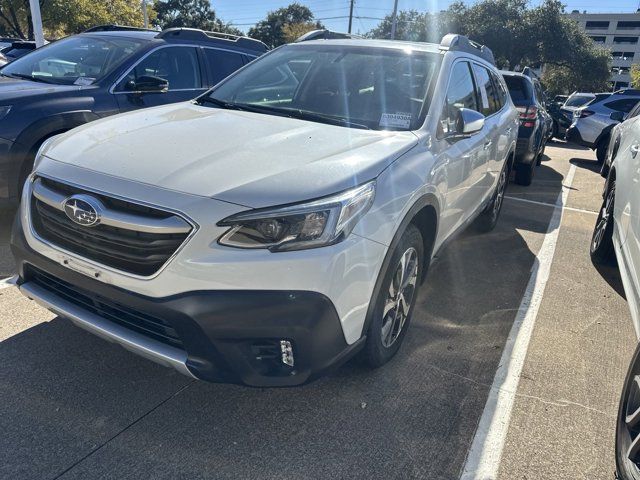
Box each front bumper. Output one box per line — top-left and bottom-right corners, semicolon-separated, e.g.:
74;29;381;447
11;216;364;387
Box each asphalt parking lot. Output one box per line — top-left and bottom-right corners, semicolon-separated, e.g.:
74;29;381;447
0;143;636;480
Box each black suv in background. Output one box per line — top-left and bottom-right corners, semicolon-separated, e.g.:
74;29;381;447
501;70;550;185
0;26;267;207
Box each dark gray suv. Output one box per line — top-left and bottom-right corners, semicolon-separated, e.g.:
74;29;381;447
0;25;267;208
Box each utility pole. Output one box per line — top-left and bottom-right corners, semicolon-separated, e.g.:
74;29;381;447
348;0;355;34
142;0;149;28
28;0;45;47
390;0;399;40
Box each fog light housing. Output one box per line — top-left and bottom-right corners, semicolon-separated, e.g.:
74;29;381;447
280;340;294;367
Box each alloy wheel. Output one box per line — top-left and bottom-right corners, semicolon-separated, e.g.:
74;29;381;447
493;169;508;219
621;374;640;479
381;247;419;348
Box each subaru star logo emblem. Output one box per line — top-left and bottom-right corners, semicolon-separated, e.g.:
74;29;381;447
63;195;102;227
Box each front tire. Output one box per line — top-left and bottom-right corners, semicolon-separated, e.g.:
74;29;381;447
590;180;615;264
616;342;640;480
363;224;423;368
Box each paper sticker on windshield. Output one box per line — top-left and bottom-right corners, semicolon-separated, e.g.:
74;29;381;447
74;77;95;86
379;113;411;129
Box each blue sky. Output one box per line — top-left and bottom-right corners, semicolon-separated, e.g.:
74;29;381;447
212;0;640;34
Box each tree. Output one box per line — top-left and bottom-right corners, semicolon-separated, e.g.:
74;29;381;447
366;0;611;94
0;0;153;39
248;3;322;47
631;64;640;89
154;0;241;35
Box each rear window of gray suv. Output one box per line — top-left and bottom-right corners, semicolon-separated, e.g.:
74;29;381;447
204;44;440;131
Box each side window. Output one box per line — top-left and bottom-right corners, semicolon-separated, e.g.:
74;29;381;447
472;64;499;116
204;49;246;85
605;98;640;113
491;72;508;108
119;47;202;91
440;61;478;136
534;81;546;107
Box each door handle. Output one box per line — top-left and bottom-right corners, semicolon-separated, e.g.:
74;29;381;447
484;140;493;150
632;144;640;158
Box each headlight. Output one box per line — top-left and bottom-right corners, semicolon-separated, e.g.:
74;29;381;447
0;106;11;121
218;182;376;252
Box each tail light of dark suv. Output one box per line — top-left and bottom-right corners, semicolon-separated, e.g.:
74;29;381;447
516;106;538;128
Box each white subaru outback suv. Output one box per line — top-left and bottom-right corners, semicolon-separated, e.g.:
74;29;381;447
11;34;518;387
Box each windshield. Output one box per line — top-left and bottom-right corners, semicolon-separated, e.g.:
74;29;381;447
202;44;439;131
1;35;147;85
564;94;594;108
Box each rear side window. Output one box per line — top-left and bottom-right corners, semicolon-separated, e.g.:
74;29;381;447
503;75;531;102
204;49;247;85
472;64;499;115
492;72;508;108
440;61;477;135
605;98;640;113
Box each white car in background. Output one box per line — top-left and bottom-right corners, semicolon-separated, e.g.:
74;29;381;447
590;109;640;480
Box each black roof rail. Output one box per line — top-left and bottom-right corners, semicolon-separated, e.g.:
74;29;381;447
155;28;268;53
84;25;157;33
295;29;362;42
439;34;495;66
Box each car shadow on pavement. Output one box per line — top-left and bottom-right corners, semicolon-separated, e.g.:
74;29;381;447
570;158;602;174
0;169;566;479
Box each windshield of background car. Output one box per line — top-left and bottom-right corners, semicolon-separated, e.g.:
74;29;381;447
1;35;147;85
564;94;594;108
205;44;440;131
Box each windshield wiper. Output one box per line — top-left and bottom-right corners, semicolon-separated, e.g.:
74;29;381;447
197;97;371;130
3;72;54;84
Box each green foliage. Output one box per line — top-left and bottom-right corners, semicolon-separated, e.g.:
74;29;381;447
630;64;640;89
366;0;611;94
0;0;153;39
248;3;322;47
154;0;241;35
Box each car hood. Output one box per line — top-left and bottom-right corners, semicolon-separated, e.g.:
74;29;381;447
42;102;419;208
0;75;80;102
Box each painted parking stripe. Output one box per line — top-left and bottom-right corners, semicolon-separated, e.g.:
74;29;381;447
460;164;577;480
504;195;597;216
0;276;17;290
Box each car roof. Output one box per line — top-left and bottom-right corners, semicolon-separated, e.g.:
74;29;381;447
290;38;442;54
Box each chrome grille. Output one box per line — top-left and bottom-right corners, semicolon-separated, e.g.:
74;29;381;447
30;177;193;277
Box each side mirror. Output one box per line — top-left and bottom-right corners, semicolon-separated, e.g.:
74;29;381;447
456;108;485;135
610;111;625;122
126;75;169;93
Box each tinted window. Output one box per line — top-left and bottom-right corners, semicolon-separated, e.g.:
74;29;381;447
440;61;477;135
120;46;202;91
492;72;508;108
473;64;499;115
605;98;640;113
205;49;246;85
503;75;532;102
564;94;594;107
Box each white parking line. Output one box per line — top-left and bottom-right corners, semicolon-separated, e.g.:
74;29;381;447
505;195;597;216
460;164;577;480
0;276;17;290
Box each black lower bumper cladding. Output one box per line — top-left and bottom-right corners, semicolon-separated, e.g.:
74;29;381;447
11;214;364;387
